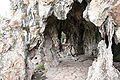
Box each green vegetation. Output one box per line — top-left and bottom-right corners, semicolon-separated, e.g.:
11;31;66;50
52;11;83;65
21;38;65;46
0;33;4;37
35;65;45;70
61;32;66;43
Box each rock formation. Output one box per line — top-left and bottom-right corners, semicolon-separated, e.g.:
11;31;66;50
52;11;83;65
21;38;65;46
0;0;120;80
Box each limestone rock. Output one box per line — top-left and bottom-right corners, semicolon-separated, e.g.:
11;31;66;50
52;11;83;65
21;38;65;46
111;4;120;27
84;0;120;79
87;40;120;80
53;0;73;20
83;0;118;26
115;27;120;42
0;24;26;80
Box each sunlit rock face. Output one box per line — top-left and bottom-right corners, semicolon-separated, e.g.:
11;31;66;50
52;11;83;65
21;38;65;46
111;4;120;27
84;0;120;80
111;4;120;43
83;0;118;26
86;16;120;80
53;0;73;20
0;23;26;80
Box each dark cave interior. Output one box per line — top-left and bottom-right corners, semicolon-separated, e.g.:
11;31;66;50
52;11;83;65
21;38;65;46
43;0;120;61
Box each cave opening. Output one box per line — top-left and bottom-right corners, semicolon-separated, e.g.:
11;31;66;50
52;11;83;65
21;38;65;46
43;0;101;58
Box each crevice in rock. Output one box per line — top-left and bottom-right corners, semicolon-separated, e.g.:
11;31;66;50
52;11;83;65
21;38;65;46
112;37;120;62
105;34;109;48
41;0;101;68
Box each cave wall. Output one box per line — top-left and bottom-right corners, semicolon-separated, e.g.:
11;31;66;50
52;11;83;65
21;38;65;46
84;0;120;80
0;0;120;80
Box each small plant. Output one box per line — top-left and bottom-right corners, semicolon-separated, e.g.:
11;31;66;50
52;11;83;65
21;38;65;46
35;64;45;70
61;32;66;43
0;33;4;37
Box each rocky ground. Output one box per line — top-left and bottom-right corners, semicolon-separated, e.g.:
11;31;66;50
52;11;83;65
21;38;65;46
46;58;93;80
32;55;120;80
32;55;94;80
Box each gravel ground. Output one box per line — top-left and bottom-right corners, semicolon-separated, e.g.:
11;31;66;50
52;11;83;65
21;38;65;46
45;56;93;80
32;56;120;80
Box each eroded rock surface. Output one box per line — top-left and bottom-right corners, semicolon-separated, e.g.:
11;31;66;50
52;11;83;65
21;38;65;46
84;0;120;80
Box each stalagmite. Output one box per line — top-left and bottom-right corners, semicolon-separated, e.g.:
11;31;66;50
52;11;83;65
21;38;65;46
86;16;120;80
83;0;120;80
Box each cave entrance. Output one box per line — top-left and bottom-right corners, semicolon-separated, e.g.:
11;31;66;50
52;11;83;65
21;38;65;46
44;0;101;58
